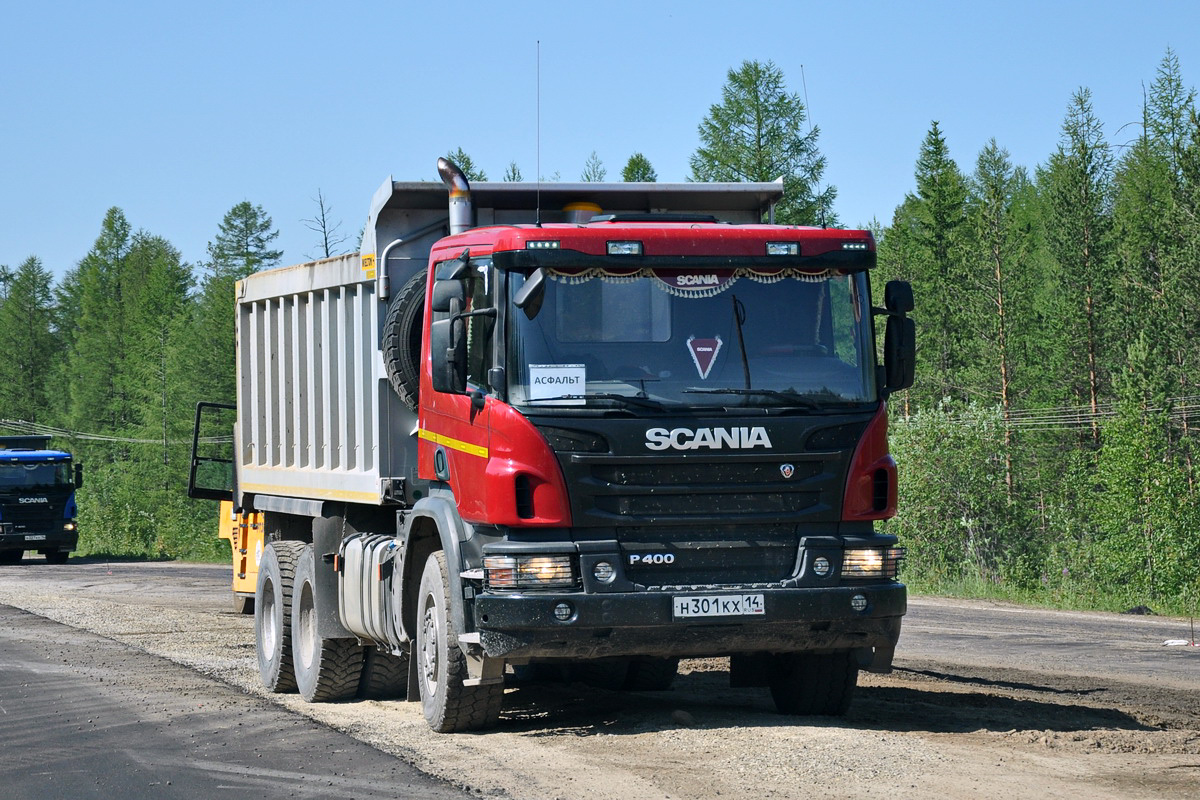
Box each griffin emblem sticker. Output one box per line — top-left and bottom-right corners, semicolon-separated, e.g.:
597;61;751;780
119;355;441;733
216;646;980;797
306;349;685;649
687;336;723;380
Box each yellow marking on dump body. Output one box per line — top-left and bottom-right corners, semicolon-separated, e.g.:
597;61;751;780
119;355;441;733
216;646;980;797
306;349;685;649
239;482;381;503
418;428;489;458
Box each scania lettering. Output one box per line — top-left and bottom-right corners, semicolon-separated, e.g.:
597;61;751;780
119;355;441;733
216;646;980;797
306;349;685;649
0;435;83;564
644;426;774;451
189;159;916;733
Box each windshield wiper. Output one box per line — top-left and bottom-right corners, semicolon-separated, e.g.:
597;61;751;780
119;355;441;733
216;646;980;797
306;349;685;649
682;387;821;409
532;393;668;411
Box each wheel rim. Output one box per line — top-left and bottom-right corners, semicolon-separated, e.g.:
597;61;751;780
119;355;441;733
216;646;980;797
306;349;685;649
261;577;278;656
420;591;440;696
297;583;315;670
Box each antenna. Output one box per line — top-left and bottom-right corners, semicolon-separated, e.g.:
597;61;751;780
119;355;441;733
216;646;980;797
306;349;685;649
800;64;827;228
536;40;542;227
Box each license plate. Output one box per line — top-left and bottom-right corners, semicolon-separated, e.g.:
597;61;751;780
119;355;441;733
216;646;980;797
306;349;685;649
673;593;765;619
24;535;46;541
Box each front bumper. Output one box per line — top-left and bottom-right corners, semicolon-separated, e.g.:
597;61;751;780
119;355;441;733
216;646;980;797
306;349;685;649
473;582;905;660
0;525;78;552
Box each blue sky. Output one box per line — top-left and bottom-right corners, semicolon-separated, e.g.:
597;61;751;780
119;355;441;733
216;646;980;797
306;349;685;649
3;0;1199;279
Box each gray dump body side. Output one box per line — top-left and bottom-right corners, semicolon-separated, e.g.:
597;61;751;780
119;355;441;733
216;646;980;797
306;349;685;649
236;179;784;511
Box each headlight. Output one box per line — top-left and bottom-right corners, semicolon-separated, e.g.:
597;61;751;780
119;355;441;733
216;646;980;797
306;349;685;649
842;547;905;580
484;554;576;590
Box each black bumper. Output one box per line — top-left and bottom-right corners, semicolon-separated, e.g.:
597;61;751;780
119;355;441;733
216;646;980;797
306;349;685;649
0;527;77;552
473;583;905;660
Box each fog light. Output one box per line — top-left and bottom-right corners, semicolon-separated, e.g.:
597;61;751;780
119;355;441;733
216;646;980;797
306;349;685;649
63;522;76;531
812;556;831;577
553;602;575;621
850;594;868;612
592;561;615;583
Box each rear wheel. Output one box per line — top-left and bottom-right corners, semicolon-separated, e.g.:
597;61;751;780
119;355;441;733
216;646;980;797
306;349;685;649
256;541;304;693
292;544;364;702
0;550;23;565
43;551;69;565
769;651;858;716
416;551;503;731
359;646;409;700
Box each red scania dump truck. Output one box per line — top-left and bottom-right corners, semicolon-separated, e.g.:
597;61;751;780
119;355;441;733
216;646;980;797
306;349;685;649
189;159;915;732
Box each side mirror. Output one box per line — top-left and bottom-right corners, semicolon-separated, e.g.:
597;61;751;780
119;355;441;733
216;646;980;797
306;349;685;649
885;280;914;314
884;315;916;392
74;463;84;490
512;268;546;320
431;278;466;313
430;298;468;394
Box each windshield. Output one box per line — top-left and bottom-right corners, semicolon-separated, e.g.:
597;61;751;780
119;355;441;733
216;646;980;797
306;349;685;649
0;462;72;488
507;266;876;410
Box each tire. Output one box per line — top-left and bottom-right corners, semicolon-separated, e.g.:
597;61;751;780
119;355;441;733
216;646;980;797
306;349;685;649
359;646;409;700
233;595;255;615
769;651;858;716
416;551;503;732
382;271;427;411
256;540;305;693
44;551;69;565
624;657;679;691
0;550;24;565
292;544;364;703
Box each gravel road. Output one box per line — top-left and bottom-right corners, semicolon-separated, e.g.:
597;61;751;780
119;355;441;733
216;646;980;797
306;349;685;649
1;558;1198;799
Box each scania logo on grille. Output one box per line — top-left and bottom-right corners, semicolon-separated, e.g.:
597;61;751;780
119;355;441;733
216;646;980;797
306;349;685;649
644;426;773;451
780;463;795;479
18;497;49;504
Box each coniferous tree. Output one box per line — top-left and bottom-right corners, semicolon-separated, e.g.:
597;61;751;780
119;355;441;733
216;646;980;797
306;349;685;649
445;148;487;182
503;161;523;182
67;207;134;440
175;202;283;410
1040;89;1115;441
622;153;657;182
581;151;606;182
690;60;836;225
0;256;55;422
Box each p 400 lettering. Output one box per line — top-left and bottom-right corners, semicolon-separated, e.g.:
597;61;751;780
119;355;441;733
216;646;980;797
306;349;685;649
628;553;676;565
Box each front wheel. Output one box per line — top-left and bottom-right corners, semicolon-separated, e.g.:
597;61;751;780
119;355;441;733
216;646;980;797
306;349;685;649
292;544;364;703
415;551;503;732
769;651;858;716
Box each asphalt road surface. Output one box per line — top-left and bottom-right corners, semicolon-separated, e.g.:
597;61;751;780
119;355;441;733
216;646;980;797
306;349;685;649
0;604;469;800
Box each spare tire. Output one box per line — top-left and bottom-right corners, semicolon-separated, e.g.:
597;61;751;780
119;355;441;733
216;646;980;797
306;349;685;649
383;271;427;410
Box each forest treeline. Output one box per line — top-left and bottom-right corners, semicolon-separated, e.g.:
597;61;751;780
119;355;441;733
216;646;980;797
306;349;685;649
2;54;1198;613
875;50;1200;614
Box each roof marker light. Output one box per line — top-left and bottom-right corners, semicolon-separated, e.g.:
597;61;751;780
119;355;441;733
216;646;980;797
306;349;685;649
842;241;869;251
527;240;560;250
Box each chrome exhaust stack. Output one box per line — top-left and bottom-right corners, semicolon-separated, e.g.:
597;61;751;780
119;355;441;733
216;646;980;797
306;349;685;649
437;157;472;235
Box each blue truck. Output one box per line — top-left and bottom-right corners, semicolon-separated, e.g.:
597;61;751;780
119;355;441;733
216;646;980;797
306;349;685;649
0;435;83;564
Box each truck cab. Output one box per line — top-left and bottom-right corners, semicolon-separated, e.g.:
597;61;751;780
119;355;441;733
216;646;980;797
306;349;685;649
0;435;83;564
